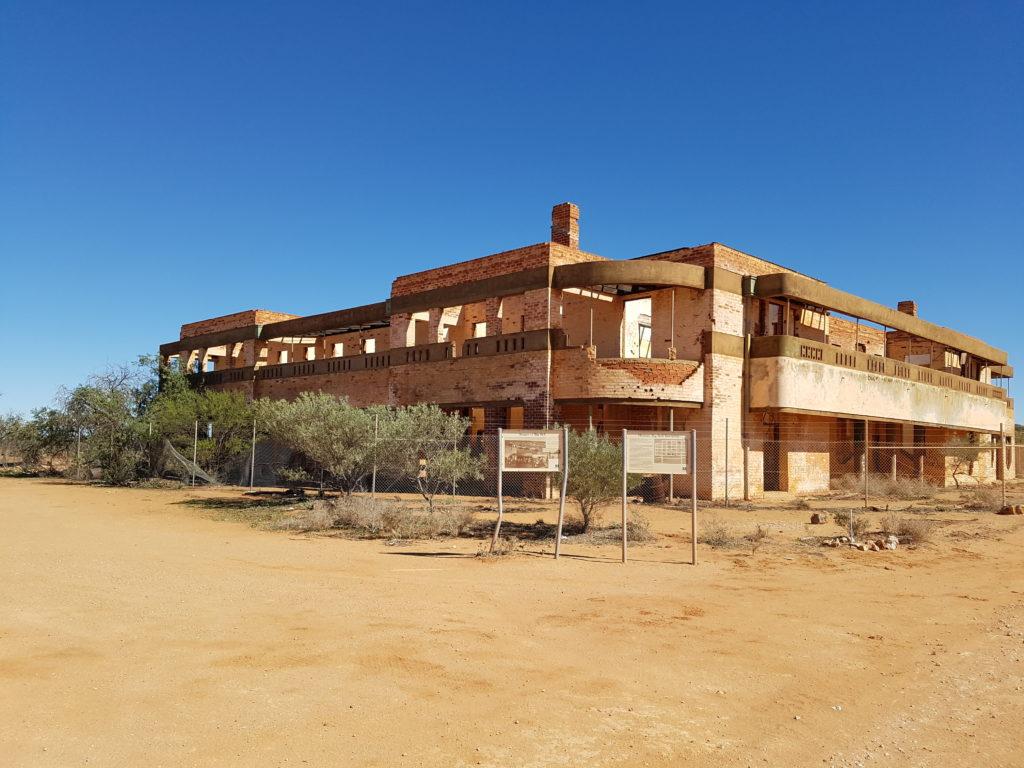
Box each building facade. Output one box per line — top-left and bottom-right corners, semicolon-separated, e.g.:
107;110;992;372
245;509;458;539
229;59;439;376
160;203;1016;497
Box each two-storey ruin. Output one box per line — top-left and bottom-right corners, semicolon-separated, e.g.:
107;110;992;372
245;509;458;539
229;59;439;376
160;203;1016;497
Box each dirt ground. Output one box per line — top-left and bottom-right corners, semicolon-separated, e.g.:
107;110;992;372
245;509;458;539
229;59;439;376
1;477;1023;767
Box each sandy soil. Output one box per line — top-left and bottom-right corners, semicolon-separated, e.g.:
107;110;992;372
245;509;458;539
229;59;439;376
1;477;1023;767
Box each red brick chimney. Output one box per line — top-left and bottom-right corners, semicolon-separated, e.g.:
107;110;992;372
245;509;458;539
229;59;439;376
897;300;918;316
551;202;579;248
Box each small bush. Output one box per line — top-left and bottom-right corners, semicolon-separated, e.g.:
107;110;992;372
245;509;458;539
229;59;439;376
478;536;518;557
897;517;935;544
585;514;657;544
329;497;477;539
432;506;477;537
832;509;869;538
627;514;655;542
333;496;391;534
830;474;863;493
830;473;936;501
880;510;903;538
962;486;1001;511
879;510;935;544
745;524;768;547
698;516;733;548
876;476;929;500
271;501;340;532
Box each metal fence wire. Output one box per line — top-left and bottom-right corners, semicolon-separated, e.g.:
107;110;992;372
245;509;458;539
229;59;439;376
176;424;1018;511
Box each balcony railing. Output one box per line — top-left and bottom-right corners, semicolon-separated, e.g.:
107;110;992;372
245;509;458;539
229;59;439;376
750;335;1008;402
193;329;567;387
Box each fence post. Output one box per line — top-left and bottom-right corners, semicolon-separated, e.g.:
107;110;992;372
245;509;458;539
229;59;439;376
691;429;698;566
724;418;729;508
668;409;674;503
371;414;378;499
76;426;82;481
249;418;257;490
554;426;569;560
491;428;504;552
1001;422;1006;509
863;419;869;513
621;429;629;564
191;419;198;487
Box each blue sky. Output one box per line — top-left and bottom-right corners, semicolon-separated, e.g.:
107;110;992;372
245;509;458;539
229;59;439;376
1;1;1021;415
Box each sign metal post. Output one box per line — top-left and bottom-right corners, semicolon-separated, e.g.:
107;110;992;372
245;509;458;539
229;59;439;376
621;429;629;564
554;426;570;559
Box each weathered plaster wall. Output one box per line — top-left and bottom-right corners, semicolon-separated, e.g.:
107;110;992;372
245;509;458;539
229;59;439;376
750;356;1012;432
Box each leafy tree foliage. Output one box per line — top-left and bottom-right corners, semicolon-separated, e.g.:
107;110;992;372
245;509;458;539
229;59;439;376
386;404;484;513
256;392;380;494
564;429;639;532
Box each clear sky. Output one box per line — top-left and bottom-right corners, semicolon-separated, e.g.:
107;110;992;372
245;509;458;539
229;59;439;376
1;1;1021;415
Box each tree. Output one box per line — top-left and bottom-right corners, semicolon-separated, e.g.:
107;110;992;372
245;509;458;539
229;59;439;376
60;360;159;484
564;429;639;532
387;404;484;513
945;436;985;488
0;413;22;465
148;369;255;479
27;407;78;473
257;392;379;493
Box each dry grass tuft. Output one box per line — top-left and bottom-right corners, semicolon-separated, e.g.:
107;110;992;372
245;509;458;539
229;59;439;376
272;496;477;540
832;509;870;538
880;510;936;544
744;524;769;552
961;486;1001;512
698;516;734;548
896;517;936;544
831;473;938;500
477;537;518;557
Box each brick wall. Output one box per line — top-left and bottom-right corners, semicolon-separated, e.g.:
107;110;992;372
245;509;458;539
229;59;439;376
254;369;389;407
550;348;703;403
391;244;551;297
181;309;297;339
390;242;606;298
829;316;885;355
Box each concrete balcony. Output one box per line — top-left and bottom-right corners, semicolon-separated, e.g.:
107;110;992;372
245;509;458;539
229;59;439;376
749;335;1013;431
551;347;704;405
195;329;564;384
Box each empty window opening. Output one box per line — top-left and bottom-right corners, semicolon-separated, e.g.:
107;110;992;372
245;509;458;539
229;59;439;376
278;350;288;364
473;322;487;338
757;301;786;337
332;342;344;357
305;346;316;361
363;338;376;354
623;297;652;358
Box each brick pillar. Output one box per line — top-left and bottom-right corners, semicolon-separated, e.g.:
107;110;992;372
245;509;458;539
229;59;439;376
551;202;580;248
897;300;918;316
484;297;502;336
389;312;412;348
427;308;444;343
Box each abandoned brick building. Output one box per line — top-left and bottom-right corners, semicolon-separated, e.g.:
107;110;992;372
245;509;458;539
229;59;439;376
160;203;1016;498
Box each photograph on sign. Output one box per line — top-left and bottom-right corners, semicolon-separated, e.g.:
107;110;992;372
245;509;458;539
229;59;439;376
626;431;688;474
501;430;562;472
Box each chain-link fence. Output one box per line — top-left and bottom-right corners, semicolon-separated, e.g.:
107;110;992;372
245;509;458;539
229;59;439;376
172;421;1016;514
